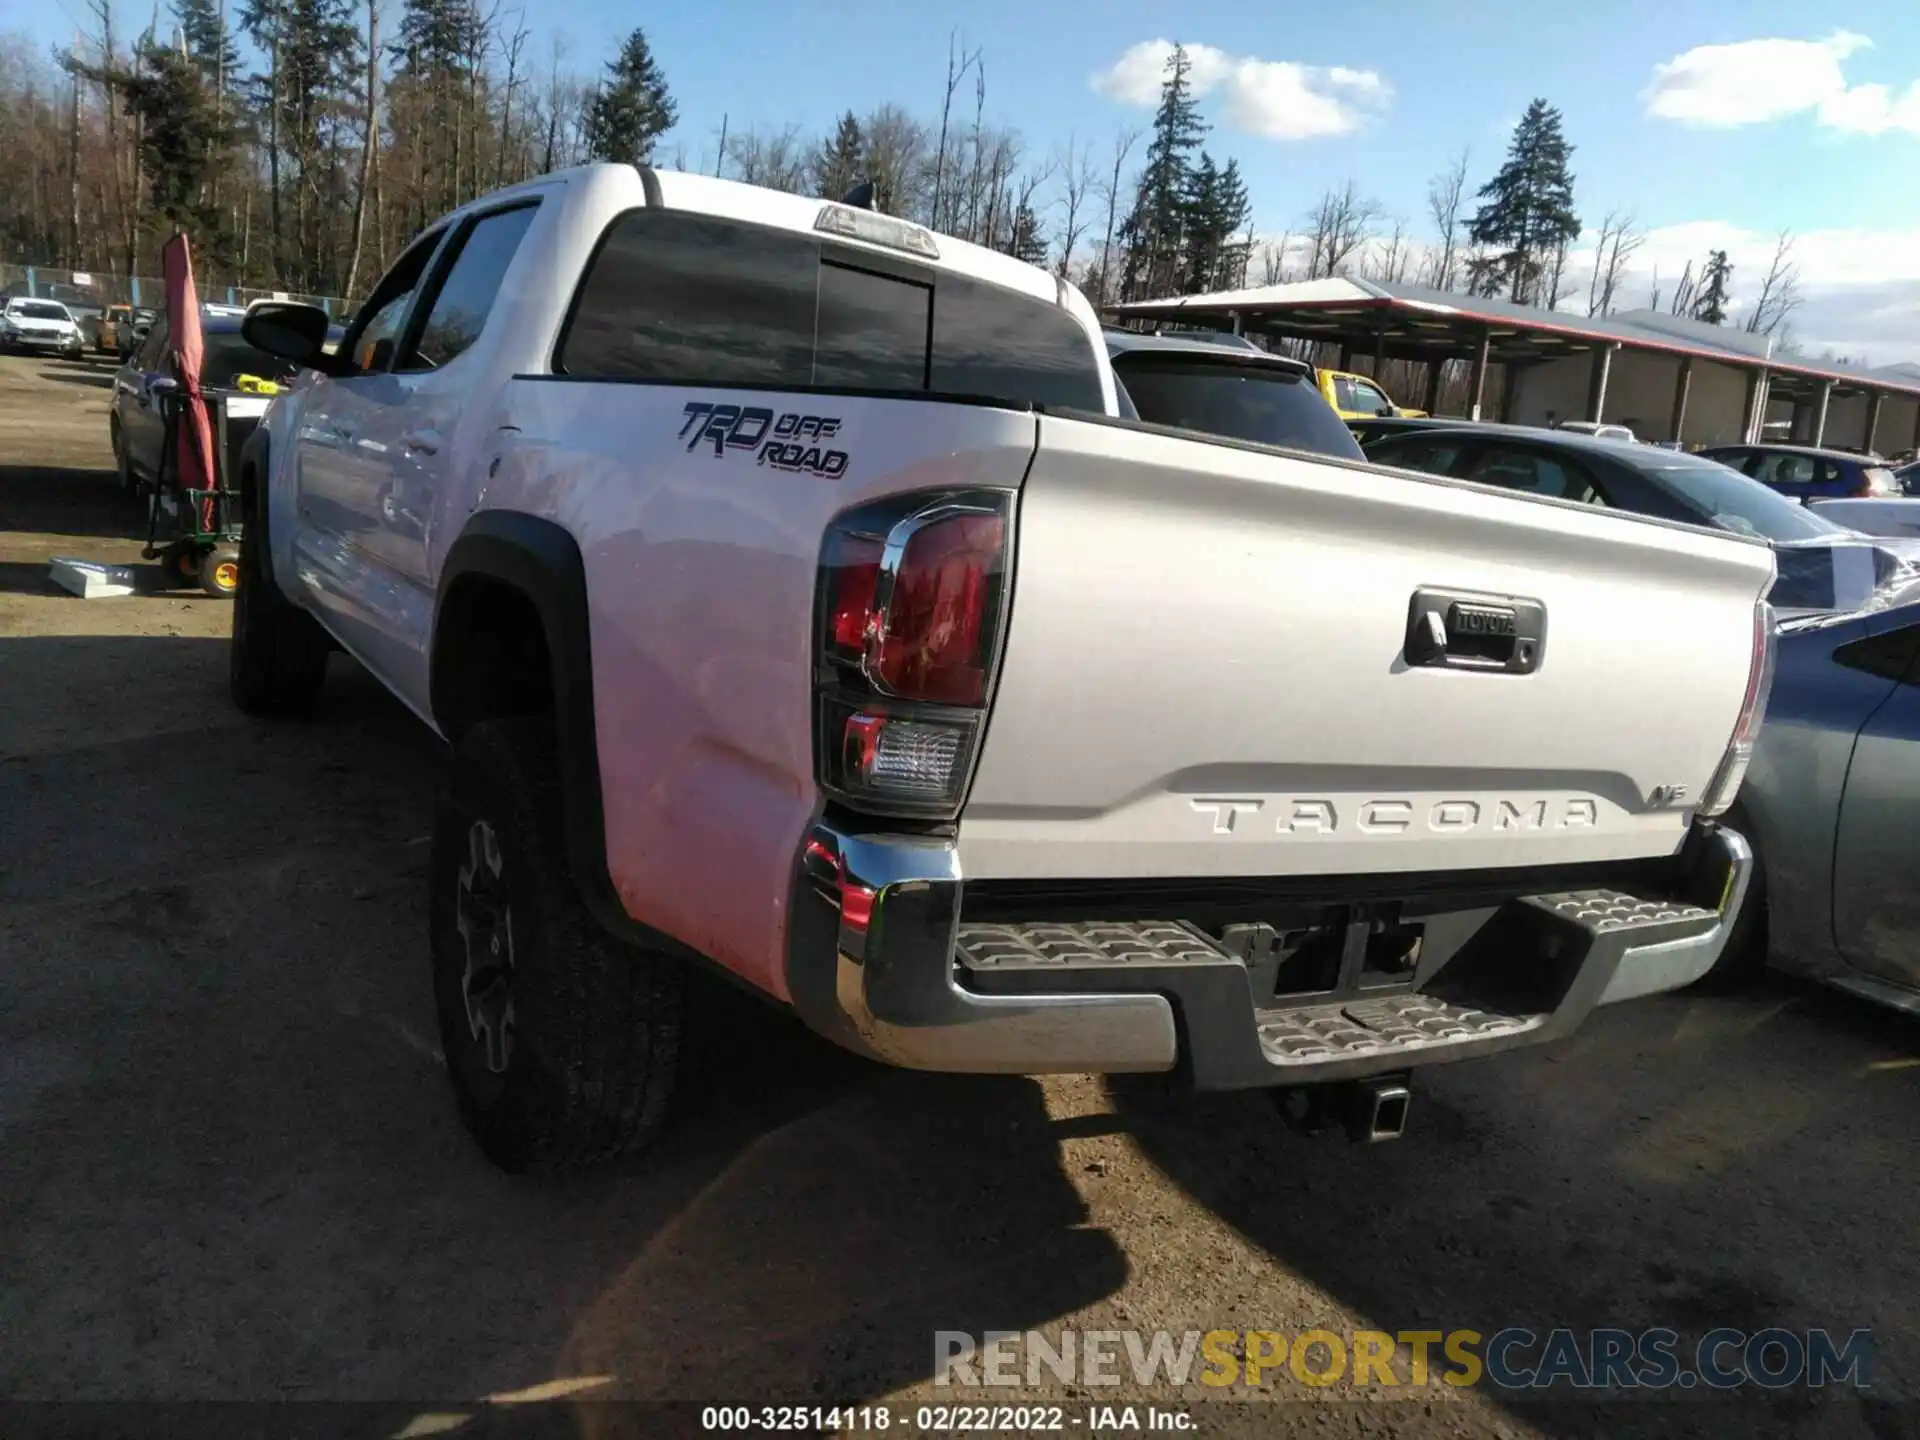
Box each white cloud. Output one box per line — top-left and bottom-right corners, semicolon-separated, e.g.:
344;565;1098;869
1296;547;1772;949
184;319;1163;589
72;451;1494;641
1643;30;1920;134
1092;39;1391;140
1562;221;1920;362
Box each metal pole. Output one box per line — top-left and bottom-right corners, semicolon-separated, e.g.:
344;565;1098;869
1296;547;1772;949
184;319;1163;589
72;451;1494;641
1423;358;1444;416
1668;357;1694;445
1812;380;1832;448
1742;368;1767;444
1467;328;1491;422
1863;390;1883;454
1586;343;1616;423
1371;318;1387;376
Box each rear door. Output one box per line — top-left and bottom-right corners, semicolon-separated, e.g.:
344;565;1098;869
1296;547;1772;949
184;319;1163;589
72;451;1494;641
290;225;448;667
1830;618;1920;990
358;201;540;592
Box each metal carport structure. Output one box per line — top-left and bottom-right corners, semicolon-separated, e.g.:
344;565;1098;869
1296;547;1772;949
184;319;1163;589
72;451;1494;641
1112;278;1920;455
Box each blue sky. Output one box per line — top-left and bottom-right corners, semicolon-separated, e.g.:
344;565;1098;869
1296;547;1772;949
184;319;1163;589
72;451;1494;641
607;0;1920;241
14;0;1920;356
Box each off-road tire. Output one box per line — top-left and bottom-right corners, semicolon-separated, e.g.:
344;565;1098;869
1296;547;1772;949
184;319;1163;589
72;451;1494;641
430;718;684;1172
229;491;328;716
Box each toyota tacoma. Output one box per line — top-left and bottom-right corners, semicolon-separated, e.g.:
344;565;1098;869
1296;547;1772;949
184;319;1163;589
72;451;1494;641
229;163;1774;1170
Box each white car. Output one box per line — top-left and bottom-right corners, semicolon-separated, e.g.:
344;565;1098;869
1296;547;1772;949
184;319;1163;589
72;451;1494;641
1;298;84;357
228;163;1774;1170
1555;419;1638;443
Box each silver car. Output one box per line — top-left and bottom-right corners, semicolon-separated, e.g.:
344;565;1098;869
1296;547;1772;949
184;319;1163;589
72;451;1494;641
1713;580;1920;1012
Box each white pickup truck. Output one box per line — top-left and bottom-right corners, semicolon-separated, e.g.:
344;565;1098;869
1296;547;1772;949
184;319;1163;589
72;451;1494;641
231;164;1774;1171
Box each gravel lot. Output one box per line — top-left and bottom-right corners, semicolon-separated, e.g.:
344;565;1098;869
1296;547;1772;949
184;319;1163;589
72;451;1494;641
0;349;1915;1439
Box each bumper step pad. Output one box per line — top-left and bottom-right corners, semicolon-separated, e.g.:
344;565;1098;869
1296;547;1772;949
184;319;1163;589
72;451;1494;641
953;886;1725;1087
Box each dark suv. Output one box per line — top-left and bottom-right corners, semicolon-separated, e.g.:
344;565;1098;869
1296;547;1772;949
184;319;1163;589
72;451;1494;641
1105;330;1363;462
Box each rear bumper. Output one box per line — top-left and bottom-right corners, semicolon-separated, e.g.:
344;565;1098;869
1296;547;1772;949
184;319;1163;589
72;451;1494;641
785;821;1751;1087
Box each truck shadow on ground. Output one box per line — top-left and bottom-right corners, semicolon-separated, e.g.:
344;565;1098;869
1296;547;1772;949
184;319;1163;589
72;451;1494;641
0;637;1127;1417
35;365;115;390
1108;981;1919;1436
0;462;144;541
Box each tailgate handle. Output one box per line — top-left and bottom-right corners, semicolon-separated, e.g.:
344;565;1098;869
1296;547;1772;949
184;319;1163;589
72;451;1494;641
1405;589;1545;674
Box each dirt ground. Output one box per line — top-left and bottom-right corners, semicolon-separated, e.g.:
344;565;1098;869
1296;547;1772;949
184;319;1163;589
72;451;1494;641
0;349;1916;1439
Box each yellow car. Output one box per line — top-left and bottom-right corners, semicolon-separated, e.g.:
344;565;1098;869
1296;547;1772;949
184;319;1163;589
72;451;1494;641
1318;368;1427;420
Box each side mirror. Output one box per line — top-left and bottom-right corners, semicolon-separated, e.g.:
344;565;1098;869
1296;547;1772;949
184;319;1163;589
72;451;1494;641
241;301;339;375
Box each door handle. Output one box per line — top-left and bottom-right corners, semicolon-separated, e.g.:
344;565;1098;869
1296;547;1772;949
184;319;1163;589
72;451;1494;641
402;426;441;455
1405;588;1546;674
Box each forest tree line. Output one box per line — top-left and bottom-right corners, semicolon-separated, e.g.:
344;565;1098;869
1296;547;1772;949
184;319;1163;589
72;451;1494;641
0;16;1806;345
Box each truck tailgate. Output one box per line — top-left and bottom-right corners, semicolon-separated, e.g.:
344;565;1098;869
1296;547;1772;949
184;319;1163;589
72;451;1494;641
958;416;1775;880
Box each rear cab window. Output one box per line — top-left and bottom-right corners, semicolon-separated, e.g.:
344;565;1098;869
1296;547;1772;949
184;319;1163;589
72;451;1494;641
555;208;1104;412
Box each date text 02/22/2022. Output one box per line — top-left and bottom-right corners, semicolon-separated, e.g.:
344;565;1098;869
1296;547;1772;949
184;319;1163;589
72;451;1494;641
698;1404;1196;1431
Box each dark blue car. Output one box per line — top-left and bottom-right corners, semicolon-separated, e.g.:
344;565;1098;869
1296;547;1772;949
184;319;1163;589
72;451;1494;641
1698;443;1900;501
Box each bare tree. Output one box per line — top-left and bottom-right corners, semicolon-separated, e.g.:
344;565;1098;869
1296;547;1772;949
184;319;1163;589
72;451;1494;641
1303;180;1379;279
1050;133;1095;278
1090;124;1139;309
1367;216;1412;285
1259;231;1294;285
1667;258;1696;317
1541;238;1573;311
342;0;379;297
1423;146;1468;291
1744;229;1805;337
929;28;979;235
725;124;808;192
860;103;926;217
1585;208;1643;317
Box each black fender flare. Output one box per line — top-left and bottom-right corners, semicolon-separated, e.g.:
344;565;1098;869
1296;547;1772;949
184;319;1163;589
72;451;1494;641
237;425;278;590
433;511;683;956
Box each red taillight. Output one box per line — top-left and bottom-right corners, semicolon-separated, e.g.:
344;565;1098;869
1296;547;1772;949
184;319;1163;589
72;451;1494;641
870;512;1004;706
825;537;883;658
814;491;1013;818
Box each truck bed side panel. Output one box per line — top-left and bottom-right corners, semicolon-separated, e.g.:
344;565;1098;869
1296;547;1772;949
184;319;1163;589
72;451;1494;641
489;380;1038;1000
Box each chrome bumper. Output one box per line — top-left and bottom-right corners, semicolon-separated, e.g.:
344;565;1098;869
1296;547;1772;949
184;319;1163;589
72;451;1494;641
786;826;1177;1074
784;820;1753;1084
1595;824;1753;1005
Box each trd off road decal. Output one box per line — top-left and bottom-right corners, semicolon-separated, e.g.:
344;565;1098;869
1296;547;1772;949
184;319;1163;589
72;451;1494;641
679;401;849;479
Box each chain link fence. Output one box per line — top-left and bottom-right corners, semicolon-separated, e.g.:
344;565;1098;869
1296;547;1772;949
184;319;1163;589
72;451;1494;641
0;262;350;317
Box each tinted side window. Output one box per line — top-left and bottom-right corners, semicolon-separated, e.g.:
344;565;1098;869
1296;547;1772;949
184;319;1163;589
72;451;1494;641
1465;446;1602;502
341;226;446;373
929;271;1104;412
559;210;816;384
1370;437;1465;475
136;316;170;370
815;261;929;390
400;204;539;372
1351;379;1393;416
1835;624;1920;685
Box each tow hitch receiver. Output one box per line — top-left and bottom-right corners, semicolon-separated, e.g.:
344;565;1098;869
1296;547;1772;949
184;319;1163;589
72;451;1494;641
1273;1073;1412;1143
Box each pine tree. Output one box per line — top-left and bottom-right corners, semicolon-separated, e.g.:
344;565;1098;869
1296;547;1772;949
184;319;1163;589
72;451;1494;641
1466;99;1581;306
1008;200;1048;266
1178;152;1250;293
1693;249;1733;325
1117;44;1208;301
810;111;865;201
172;0;240;89
584;28;677;166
